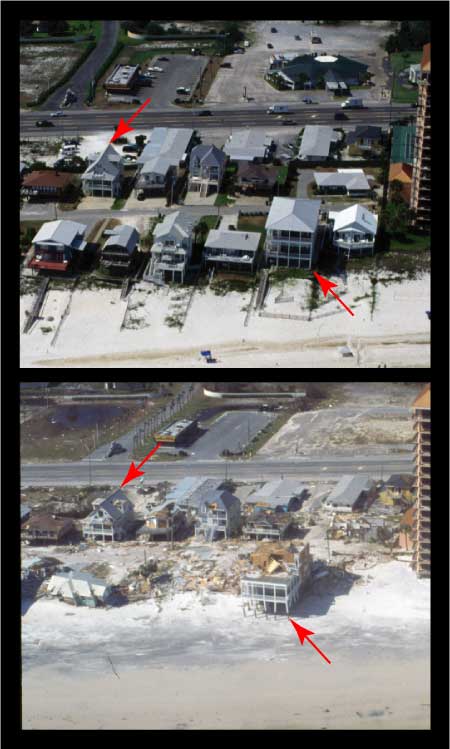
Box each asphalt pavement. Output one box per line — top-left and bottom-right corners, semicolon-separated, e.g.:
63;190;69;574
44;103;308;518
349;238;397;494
190;411;275;459
21;455;414;487
41;21;120;111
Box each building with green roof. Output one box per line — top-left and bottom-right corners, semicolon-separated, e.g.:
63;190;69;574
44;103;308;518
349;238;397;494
390;124;416;165
268;53;368;91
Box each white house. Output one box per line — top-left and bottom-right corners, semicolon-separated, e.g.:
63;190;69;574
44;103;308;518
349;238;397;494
264;197;321;269
408;63;422;84
188;144;227;196
203;229;260;272
81;144;123;197
144;211;196;284
328;204;378;257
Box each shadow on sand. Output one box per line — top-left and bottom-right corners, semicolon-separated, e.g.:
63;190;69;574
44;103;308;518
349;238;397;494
291;567;361;618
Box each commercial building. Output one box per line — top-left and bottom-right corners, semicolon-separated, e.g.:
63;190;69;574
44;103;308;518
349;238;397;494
203;229;260;273
328;204;378;258
268;53;368;91
264;197;321;269
104;64;141;94
411;383;430;578
154;418;198;445
410;43;431;229
324;474;377;512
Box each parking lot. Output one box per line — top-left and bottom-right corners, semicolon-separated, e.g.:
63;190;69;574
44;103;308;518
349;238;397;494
206;20;391;106
131;53;208;109
191;410;275;459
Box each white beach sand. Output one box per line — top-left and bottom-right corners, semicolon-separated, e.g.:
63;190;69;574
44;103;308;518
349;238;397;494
22;562;430;729
20;273;430;369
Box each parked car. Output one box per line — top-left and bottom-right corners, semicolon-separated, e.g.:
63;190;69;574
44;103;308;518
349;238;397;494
197;110;212;116
282;119;297;125
271;27;277;32
50;111;67;117
123;144;139;153
157;57;170;61
267;43;274;49
426;310;431;320
221;62;232;68
105;441;127;458
137;192;145;201
295;35;301;40
302;97;313;104
176;86;191;95
123;155;137;162
334;111;348;120
35;120;54;127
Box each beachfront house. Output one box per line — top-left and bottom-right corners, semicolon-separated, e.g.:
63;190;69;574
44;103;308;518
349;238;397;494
100;224;140;276
82;489;134;542
264;197;321;269
46;571;112;607
328;204;378;257
203;229;260;273
143;211;195;284
27;219;87;272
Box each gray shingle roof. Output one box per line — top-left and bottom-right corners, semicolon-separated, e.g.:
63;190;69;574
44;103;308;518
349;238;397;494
325;474;374;507
140;156;174;176
299;126;339;159
82;144;122;181
265;197;321;232
103;225;139;254
247;479;308;506
204;229;260;253
189;144;227;170
153;211;195;242
199;489;240;512
346;126;382;144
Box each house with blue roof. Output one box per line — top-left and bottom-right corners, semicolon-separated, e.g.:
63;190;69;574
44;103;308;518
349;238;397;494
195;490;241;541
82;489;134;541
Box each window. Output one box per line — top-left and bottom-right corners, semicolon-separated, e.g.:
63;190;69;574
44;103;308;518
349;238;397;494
272;230;279;239
290;231;300;239
281;243;289;252
281;230;289;238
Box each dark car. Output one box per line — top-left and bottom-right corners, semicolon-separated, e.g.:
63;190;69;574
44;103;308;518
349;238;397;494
197;110;212;116
35;120;54;127
302;97;313;104
221;62;232;68
105;441;127;458
282;119;297;125
123;144;140;153
267;43;274;49
271;27;277;32
158;56;170;61
426;310;431;320
295;35;301;40
334;111;348;120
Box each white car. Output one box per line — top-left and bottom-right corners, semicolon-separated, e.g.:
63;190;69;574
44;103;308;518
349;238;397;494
50;111;66;117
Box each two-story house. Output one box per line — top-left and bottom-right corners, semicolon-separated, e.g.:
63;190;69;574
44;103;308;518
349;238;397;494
135;127;194;198
264;197;321;269
134;156;176;197
82;489;134;542
328;204;378;258
81;144;123;198
195;490;241;541
28;219;87;272
144;211;195;284
188;144;227;197
203;229;260;273
100;224;140;276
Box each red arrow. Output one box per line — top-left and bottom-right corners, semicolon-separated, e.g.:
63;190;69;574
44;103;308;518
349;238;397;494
289;619;331;664
121;441;162;488
313;272;354;317
110;98;152;143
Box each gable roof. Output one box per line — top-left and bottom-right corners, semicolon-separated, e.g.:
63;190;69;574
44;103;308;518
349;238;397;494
314;169;370;191
237;161;279;183
328;204;378;233
204;229;260;253
33;219;87;247
299;125;338;158
346;125;382;143
22;170;73;189
189;144;227;169
199;489;240;512
247;479;308;507
103;225;139;254
389;162;413;183
265;197;321;232
326;474;374;507
137;128;194;166
224;130;272;161
140;155;174;176
82;144;122;181
153;211;195;242
166;477;224;508
89;488;132;522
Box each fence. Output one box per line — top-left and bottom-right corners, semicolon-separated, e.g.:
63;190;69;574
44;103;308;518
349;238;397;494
259;306;345;322
23;278;49;333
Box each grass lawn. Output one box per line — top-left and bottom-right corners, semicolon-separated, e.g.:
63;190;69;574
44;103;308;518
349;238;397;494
276;165;288;185
215;193;235;206
202;215;220;230
269;268;311;284
68;20;102;42
390;51;421;103
389;231;430;252
111;198;126;210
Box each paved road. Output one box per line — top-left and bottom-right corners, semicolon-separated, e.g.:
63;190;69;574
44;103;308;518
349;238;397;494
21;454;414;487
20;203;270;222
41;21;120;111
22;103;411;135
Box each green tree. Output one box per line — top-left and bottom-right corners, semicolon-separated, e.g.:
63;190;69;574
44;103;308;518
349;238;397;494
222;21;244;44
389;179;405;203
381;201;411;235
146;21;165;35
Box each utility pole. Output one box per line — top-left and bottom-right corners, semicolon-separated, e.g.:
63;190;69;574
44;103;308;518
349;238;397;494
326;529;331;563
88;451;92;486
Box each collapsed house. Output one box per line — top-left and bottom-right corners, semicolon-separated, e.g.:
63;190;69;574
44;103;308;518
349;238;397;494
195;490;241;541
82;489;134;542
245;479;308;513
46;571;111;607
241;541;312;615
137;501;186;541
242;509;295;540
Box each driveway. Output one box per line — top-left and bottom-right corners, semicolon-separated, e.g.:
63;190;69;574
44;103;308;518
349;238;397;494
296;168;314;197
41;21;120;110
